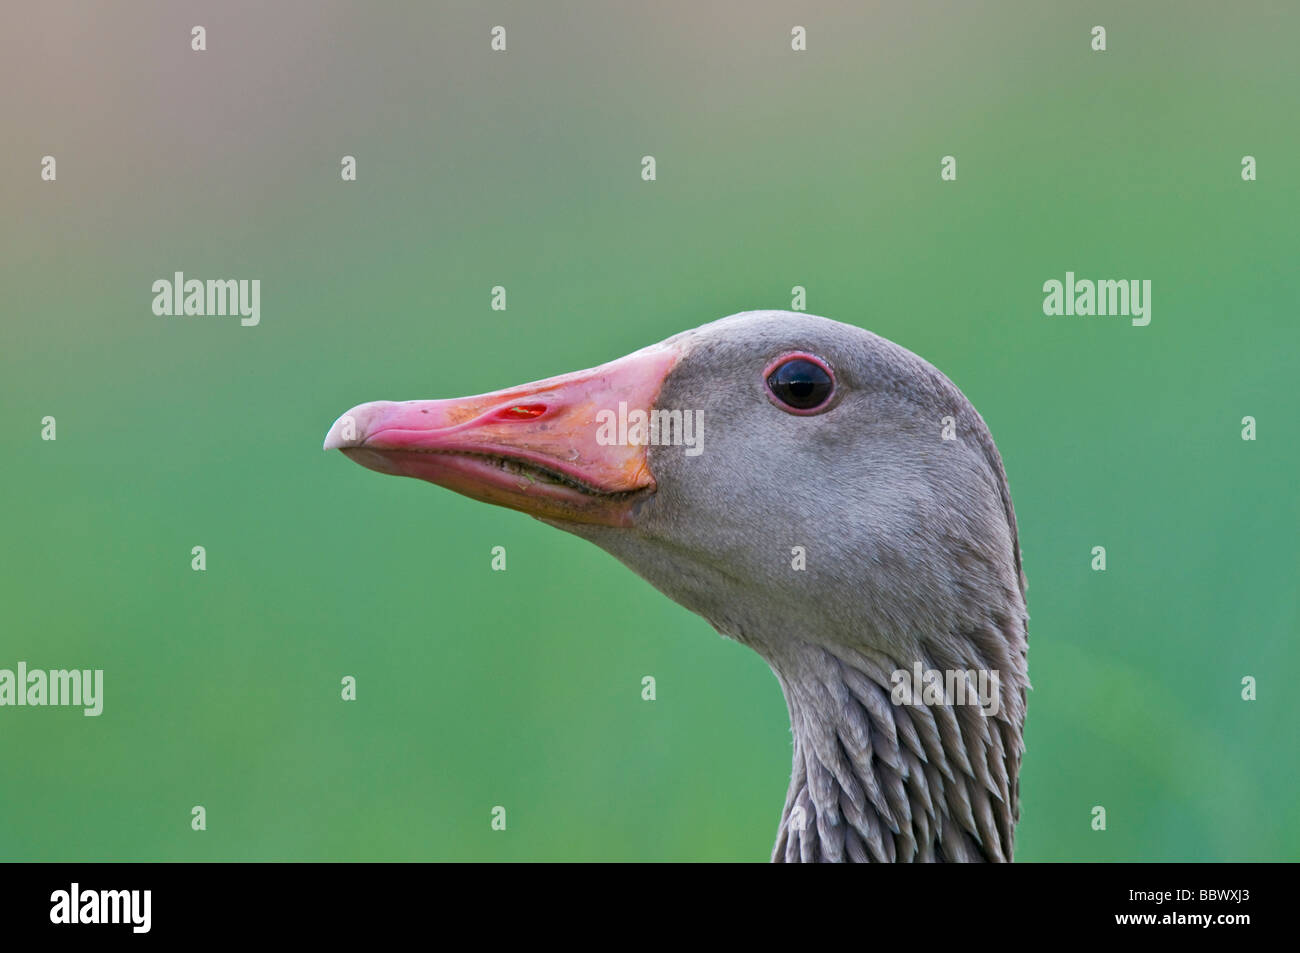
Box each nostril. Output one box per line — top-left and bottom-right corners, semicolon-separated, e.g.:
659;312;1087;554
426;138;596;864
494;403;547;421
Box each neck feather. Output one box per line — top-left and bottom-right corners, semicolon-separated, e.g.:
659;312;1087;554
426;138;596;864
768;621;1027;863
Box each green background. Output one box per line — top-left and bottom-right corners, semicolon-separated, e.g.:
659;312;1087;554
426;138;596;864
1;1;1295;861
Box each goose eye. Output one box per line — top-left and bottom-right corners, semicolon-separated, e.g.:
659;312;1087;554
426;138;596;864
764;355;835;413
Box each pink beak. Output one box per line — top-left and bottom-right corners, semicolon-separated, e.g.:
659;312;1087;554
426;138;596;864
324;344;681;526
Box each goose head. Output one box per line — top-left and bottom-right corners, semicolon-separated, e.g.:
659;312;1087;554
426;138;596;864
325;310;1029;862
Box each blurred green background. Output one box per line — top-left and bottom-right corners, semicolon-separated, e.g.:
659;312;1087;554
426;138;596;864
1;1;1296;861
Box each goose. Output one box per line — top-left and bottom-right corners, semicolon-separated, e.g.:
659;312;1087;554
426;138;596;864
324;310;1029;862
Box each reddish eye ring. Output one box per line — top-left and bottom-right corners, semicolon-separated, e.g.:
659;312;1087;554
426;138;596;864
762;352;836;415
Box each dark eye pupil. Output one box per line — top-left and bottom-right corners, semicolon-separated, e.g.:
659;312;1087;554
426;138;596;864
767;358;833;410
